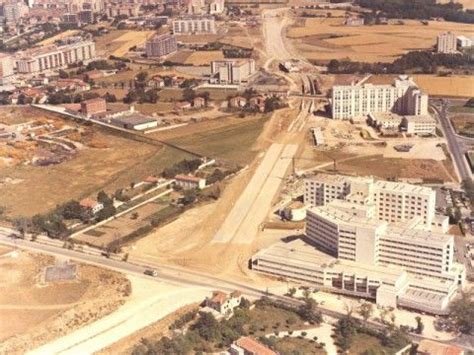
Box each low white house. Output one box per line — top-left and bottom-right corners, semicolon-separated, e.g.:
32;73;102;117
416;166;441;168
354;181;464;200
175;174;206;190
205;290;242;316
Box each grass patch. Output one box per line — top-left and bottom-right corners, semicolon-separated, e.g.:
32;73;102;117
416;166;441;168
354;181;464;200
166;116;268;164
348;333;399;354
450;105;474;114
269;336;326;355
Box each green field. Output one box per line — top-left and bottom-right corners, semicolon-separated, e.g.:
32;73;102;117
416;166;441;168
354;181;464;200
167;116;268;164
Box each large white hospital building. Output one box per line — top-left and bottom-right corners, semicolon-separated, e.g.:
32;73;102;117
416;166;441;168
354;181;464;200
331;75;428;120
252;174;465;314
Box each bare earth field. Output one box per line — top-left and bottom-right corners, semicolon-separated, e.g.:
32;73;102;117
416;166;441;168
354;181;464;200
0;251;130;353
185;50;225;65
287;17;474;62
0;125;160;218
451;114;474;136
95;30;155;57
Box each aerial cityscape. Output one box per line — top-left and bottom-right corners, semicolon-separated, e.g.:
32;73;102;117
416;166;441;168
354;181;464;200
0;0;472;354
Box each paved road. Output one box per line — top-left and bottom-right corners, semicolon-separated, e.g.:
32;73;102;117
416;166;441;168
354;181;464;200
2;231;474;350
432;103;472;182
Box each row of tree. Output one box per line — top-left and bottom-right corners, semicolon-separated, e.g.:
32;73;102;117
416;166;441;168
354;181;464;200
356;0;474;23
326;51;472;75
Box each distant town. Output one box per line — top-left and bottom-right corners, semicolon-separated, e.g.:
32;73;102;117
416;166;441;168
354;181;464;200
0;0;473;354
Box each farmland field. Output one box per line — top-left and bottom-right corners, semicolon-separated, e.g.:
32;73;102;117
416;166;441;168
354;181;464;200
184;50;224;65
287;17;474;62
367;75;474;98
95;30;155;57
166;115;268;164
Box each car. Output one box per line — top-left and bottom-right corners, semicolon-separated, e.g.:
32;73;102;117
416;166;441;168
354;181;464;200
144;269;158;277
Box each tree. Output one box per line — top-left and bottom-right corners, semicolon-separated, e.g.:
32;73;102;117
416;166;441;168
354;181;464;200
299;298;322;324
415;316;424;334
104;92;117;103
358;302;374;324
449;291;474;334
287;287;297;297
58;69;69;79
183;88;196;103
193;312;220;341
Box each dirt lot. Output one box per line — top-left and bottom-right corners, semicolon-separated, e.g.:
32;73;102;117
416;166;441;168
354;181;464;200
95;30;155;57
0;251;130;353
451;114;474;137
0;124;160;218
287;16;474;62
185;50;224;65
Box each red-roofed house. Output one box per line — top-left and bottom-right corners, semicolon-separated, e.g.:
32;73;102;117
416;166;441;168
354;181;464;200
417;339;464;355
175;174;206;190
230;336;277;355
205;290;242;316
81;97;107;118
79;198;104;214
55;78;90;93
11;87;48;104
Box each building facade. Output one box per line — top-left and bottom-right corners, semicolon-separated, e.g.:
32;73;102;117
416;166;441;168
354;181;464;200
145;33;178;58
172;16;216;34
304;174;437;227
251;174;465;315
331;76;428;120
437;32;457;54
0;54;15;85
210;59;256;84
15;40;96;74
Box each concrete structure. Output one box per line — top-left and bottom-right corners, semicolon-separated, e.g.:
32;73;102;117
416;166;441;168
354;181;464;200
110;113;158;130
15;40;96;75
304;174;437;228
0;54;15;85
437;32;457;53
310;127;324;145
145;33;177;58
172;16;216;34
251;174;466;314
251;237;461;314
368;112;437;135
80;97;106;118
344;16;364;26
281;200;306;221
104;3;139;17
331;76;428;120
457;35;473;49
210;59;256;85
205;290;242;316
230;337;277;355
209;0;224;14
175;174;206;189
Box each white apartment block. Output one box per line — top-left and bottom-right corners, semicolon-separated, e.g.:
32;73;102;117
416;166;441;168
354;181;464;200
252;174;465;314
457;35;473;49
172;16;216;34
304;173;436;227
0;54;15;85
15;40;96;74
3;2;29;23
331;75;428;120
437;32;458;54
210;59;256;85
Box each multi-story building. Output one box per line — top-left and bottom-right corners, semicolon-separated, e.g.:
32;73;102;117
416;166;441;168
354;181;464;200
145;33;178;58
304;173;436;227
457;35;473;49
331;76;428;120
104;3;140;17
210;59;256;84
81;97;106;117
172;16;216;34
437;32;457;54
3;1;29;23
0;54;15;85
15;40;96;74
251;173;465;315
